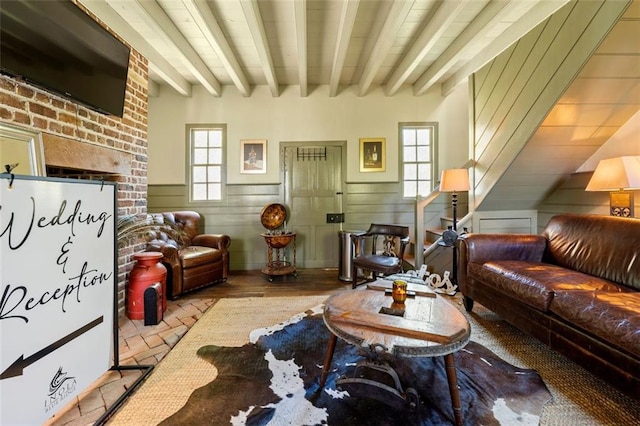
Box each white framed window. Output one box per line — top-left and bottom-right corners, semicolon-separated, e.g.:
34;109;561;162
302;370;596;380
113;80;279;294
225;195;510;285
400;122;437;198
187;124;225;201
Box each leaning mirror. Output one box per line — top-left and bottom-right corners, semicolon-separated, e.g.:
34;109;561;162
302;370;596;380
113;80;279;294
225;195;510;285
0;123;46;176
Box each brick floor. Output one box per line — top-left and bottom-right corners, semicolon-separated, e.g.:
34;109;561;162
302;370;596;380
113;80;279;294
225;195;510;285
44;296;215;426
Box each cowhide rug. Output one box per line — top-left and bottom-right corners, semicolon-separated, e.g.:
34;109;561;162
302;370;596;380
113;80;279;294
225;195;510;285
159;305;551;425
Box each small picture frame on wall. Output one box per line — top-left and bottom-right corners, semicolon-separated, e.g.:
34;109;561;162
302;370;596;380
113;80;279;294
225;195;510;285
360;138;385;172
241;139;267;174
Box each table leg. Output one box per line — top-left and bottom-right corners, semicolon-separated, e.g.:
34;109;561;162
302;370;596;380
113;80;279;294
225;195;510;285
444;353;463;426
319;333;338;388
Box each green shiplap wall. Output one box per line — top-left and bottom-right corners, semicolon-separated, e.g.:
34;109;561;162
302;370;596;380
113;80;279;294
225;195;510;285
148;182;417;271
471;0;631;213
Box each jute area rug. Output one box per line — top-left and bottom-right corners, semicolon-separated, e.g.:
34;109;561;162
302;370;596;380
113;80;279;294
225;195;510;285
108;295;640;425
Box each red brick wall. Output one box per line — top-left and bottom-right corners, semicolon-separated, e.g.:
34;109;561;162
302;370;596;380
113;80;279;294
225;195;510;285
0;7;149;315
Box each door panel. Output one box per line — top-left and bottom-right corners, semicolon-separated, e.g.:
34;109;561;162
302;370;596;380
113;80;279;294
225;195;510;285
284;145;343;268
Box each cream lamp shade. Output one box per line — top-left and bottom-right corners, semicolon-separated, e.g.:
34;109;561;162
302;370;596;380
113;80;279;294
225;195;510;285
585;156;640;191
440;169;470;192
585;156;640;217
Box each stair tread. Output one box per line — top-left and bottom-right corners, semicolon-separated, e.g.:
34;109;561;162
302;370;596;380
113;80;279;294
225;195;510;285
426;228;447;236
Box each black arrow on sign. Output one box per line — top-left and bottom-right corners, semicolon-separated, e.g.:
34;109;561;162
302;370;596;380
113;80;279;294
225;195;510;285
0;316;103;380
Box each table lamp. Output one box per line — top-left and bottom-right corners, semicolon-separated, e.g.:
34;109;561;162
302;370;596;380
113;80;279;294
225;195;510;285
585;156;640;217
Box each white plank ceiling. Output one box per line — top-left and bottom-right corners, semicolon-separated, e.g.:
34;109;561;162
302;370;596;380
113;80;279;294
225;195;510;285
78;0;638;213
79;0;570;97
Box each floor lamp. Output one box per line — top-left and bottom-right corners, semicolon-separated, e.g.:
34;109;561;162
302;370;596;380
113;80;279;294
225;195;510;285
439;169;470;284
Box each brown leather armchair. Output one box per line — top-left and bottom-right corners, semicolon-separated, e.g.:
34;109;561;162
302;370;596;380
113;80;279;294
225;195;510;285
145;211;231;299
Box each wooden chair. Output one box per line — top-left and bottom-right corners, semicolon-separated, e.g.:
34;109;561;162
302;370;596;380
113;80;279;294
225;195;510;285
350;224;410;289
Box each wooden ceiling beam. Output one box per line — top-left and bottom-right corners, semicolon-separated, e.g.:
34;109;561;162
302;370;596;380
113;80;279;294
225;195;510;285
441;0;571;95
294;0;308;97
241;0;280;97
357;0;413;97
413;0;512;96
329;0;359;97
385;0;469;96
183;0;251;97
107;0;221;96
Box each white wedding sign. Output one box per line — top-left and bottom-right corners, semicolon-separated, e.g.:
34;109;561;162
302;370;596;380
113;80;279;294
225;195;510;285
0;175;116;425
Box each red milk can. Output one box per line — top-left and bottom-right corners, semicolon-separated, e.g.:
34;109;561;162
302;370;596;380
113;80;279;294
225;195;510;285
127;252;167;320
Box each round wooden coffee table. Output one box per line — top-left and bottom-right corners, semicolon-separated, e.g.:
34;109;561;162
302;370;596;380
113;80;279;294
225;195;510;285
319;288;470;426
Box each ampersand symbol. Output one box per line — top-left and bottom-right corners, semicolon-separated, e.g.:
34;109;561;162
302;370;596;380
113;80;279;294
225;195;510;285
57;236;73;274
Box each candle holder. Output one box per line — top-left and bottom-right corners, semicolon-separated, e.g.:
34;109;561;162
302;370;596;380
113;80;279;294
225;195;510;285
392;280;408;304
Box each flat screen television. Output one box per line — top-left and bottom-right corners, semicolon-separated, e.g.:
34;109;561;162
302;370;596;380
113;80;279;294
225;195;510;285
0;0;130;117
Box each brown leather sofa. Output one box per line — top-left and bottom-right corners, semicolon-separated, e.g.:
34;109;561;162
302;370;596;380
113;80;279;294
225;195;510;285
458;213;640;399
145;211;231;299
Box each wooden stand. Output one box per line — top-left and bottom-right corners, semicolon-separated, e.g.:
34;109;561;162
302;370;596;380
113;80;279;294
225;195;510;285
261;232;297;281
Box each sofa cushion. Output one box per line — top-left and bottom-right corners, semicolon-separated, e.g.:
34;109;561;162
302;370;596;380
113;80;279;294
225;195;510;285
179;246;222;268
550;290;640;358
542;214;640;290
478;261;627;312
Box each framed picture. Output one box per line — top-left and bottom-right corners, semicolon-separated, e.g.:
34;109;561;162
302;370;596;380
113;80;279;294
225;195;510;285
359;138;385;172
241;139;267;174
